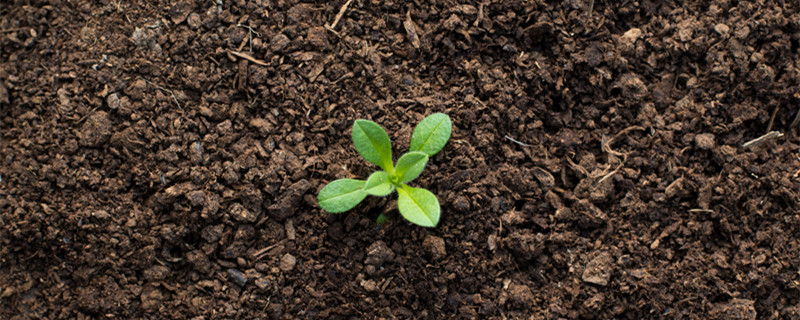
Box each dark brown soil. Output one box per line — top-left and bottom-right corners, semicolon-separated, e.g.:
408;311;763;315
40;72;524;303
3;0;800;319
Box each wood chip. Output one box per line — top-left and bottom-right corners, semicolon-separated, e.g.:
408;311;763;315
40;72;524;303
403;11;421;49
228;50;268;66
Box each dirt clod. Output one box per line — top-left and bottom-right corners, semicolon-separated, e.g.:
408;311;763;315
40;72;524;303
185;190;205;207
269;34;290;52
422;235;446;260
230;203;257;223
280;253;297;272
507;283;535;308
365;241;394;266
268;179;310;220
505;231;544;261
77;111;112;147
582;252;613;286
695;133;716;150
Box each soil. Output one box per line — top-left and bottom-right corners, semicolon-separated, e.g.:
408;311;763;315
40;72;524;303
2;0;800;319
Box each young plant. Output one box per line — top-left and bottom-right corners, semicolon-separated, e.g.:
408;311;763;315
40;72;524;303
317;113;452;227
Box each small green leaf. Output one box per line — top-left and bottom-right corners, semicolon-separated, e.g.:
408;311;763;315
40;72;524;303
393;151;428;183
397;185;440;227
352;119;394;172
318;179;368;213
410;113;452;156
364;171;394;196
376;213;389;225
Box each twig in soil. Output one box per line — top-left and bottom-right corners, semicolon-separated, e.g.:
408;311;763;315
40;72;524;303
587;0;595;17
766;104;780;132
791;105;800;130
688;208;714;214
473;2;486;27
404;11;422;49
597;163;622;184
236;24;260;52
504;135;533;147
326;0;352;31
602;126;644;158
228;50;268;66
0;28;26;33
741;131;783;150
236;24;261;37
142;79;182;110
252;240;286;261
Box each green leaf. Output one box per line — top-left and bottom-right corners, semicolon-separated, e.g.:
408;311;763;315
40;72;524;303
317;179;368;213
410;113;452;156
393;151;428;183
397;185;440;227
352;119;394;172
376;212;389;225
364;171;394;196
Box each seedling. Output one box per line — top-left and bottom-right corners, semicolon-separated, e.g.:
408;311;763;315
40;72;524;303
317;113;452;227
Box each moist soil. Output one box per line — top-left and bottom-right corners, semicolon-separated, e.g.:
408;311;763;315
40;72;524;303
2;0;800;319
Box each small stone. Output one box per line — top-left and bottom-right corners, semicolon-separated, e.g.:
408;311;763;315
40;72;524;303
227;268;247;286
187;13;201;29
229;203;257;223
189;142;204;164
91;210;111;219
582;252;613;286
422;235;446;260
285;219;296;240
618;28;643;53
507;283;535;307
255;277;270;290
279;253;297;272
621;28;643;42
714;23;730;36
186;190;205;207
487;235;498;251
106;93;120;109
365;241;395;266
269;34;290;52
164;182;194;198
305;26;329;49
360;279;378;292
695;133;715;150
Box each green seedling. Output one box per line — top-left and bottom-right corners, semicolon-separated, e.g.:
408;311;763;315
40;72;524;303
318;113;452;227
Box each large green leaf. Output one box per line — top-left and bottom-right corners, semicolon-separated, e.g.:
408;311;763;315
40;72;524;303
397;185;440;227
410;113;452;156
393;151;428;183
317;179;367;213
352;119;394;172
364;171;394;196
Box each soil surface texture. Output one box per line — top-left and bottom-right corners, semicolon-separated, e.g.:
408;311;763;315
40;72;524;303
3;0;800;319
